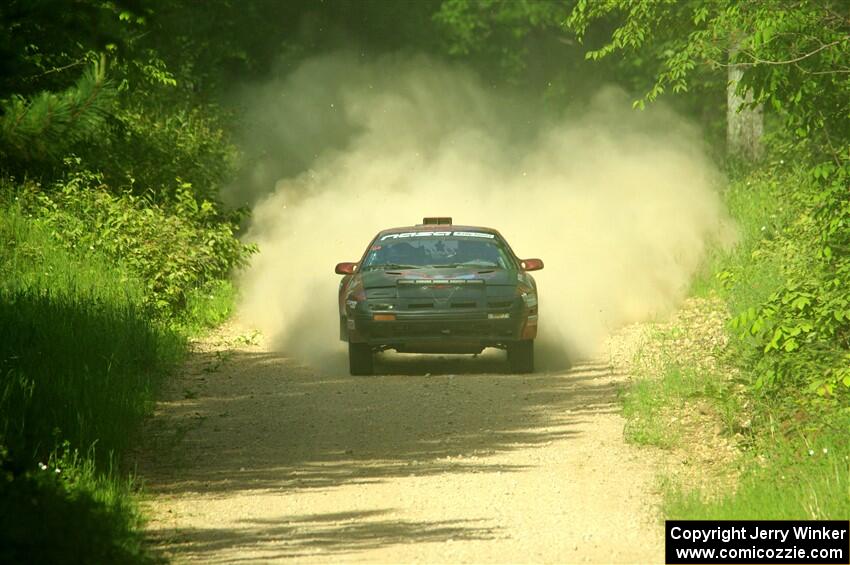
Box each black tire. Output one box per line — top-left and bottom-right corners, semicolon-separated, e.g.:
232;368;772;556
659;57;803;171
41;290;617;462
348;342;374;375
507;340;534;373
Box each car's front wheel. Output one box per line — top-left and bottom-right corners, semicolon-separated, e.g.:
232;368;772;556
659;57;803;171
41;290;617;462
348;342;374;375
507;340;534;373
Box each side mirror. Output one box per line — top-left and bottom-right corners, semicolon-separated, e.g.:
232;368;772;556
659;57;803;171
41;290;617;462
521;258;544;272
335;262;358;275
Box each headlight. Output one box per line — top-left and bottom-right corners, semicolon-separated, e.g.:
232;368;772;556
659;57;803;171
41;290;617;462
516;285;537;307
345;289;365;311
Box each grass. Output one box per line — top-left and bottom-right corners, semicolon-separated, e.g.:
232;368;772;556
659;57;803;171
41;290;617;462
689;164;790;306
177;278;237;337
665;415;850;520
1;206;183;465
0;203;235;562
622;364;738;449
0;445;157;563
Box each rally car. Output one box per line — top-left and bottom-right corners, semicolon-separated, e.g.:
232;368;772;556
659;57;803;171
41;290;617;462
335;217;543;375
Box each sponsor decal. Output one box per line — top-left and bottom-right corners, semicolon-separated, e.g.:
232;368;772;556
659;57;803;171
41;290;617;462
397;279;484;285
452;231;495;239
381;231;495;241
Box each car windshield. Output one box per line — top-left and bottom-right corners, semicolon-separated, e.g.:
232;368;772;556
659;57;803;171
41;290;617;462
362;232;514;270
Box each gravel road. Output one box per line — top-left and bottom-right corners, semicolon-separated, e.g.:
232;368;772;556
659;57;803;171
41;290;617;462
136;324;663;563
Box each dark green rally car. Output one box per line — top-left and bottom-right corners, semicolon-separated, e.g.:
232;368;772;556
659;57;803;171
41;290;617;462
335;218;543;375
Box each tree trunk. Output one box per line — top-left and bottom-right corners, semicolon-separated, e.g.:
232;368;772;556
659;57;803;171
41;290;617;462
727;45;764;161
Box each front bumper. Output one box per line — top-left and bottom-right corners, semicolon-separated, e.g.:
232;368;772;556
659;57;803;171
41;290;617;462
345;305;538;352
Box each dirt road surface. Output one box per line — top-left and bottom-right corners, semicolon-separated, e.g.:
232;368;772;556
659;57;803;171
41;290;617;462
135;324;663;563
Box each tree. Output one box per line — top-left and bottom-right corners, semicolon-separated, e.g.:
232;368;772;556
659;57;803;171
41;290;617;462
435;0;727;140
435;0;570;78
0;57;116;164
567;0;850;162
0;0;141;99
727;38;764;161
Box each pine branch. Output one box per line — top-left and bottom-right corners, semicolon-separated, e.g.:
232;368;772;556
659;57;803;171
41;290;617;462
0;55;117;161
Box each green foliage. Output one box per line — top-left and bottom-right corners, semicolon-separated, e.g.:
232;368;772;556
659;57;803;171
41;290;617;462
15;170;255;315
569;0;717;105
0;204;238;563
0;6;259;555
435;0;568;77
621;370;679;448
0;4;244;206
0;58;117;163
435;0;726;140
0;444;155;564
0;205;183;464
570;0;850;403
568;1;850;129
690;165;788;301
729;161;850;402
178;279;238;338
92;102;239;201
0;1;138;99
630;161;849;521
0;202;245;560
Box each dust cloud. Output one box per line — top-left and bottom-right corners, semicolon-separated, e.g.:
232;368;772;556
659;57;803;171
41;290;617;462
229;53;734;372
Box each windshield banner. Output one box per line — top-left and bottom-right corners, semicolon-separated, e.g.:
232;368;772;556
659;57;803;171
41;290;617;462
381;231;495;240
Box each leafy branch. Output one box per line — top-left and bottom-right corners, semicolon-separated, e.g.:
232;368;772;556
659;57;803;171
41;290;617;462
0;55;117;162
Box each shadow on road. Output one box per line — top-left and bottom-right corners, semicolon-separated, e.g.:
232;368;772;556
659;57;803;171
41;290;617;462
148;509;498;562
135;345;624;560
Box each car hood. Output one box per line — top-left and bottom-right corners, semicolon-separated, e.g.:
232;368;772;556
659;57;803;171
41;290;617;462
359;267;517;289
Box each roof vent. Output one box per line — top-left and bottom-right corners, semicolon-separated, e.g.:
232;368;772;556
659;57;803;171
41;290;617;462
421;217;452;225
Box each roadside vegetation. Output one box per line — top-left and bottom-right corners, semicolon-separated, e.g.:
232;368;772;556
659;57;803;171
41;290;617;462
0;4;254;562
1;203;174;563
577;2;850;520
1;190;245;561
621;164;850;520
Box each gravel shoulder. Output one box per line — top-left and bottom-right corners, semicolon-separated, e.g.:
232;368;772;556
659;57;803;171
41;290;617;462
134;324;665;563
